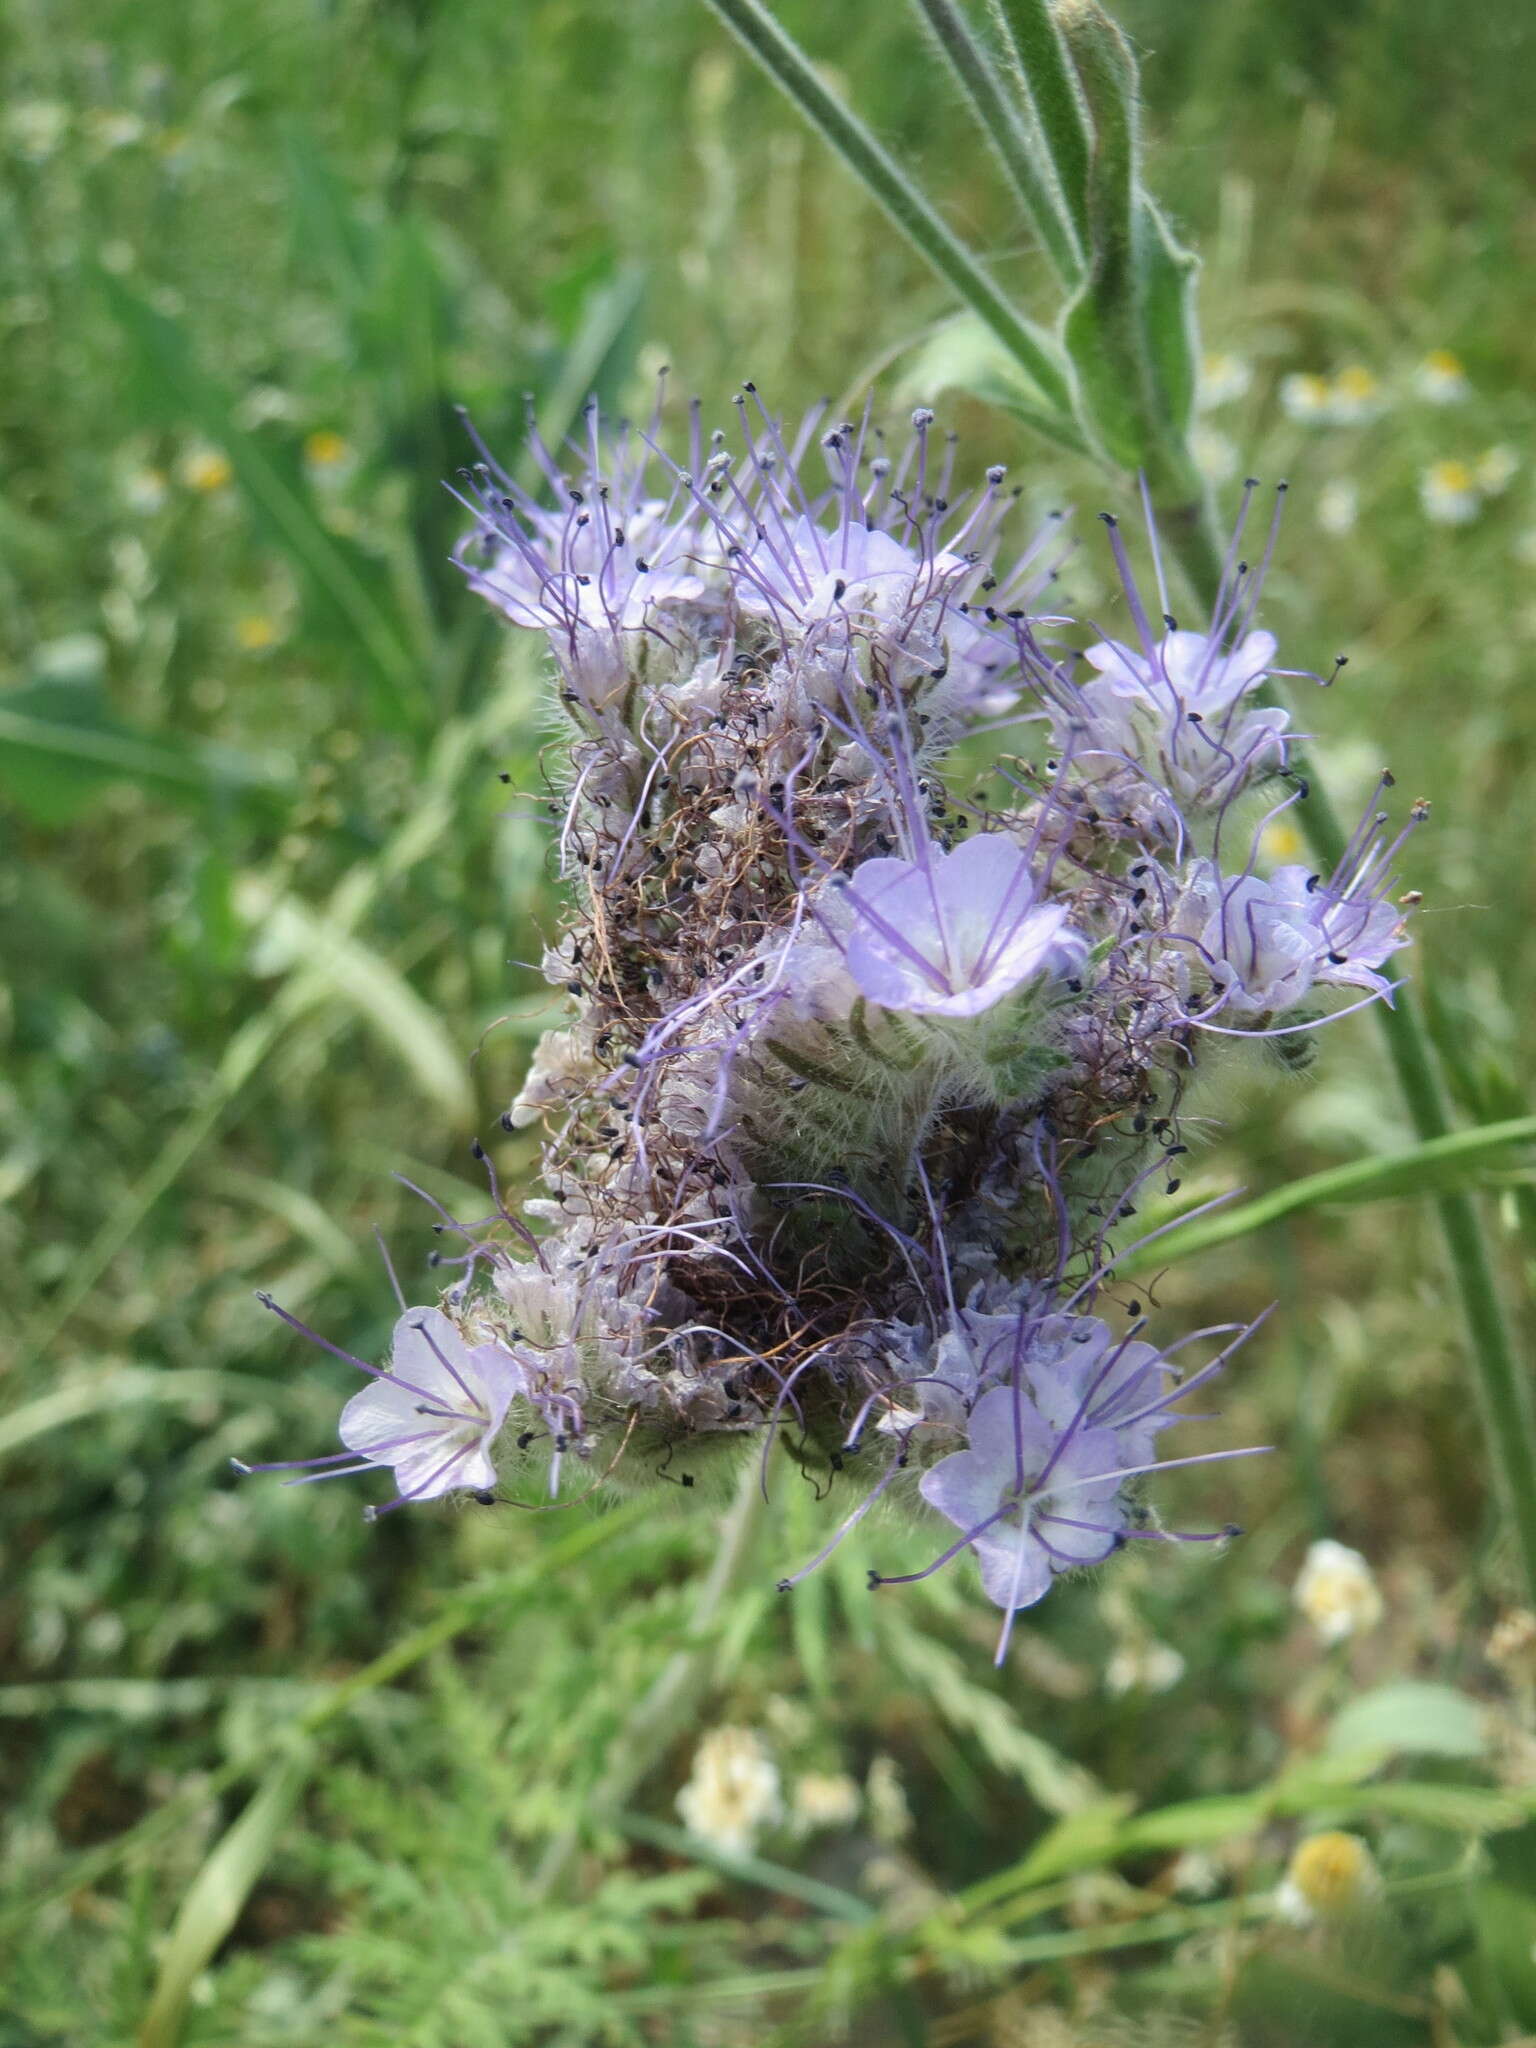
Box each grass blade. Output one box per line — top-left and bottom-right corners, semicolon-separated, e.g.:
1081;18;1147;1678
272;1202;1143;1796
1114;1113;1536;1274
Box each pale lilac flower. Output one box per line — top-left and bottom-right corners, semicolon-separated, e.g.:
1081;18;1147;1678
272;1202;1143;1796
338;1310;521;1507
1172;861;1327;1015
831;832;1085;1019
1024;1313;1179;1471
453;400;713;710
918;1385;1127;1611
1171;803;1413;1017
237;1301;522;1514
1072;625;1290;813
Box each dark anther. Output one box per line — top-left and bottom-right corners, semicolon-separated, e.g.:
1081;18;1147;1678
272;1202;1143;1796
867;1570;884;1589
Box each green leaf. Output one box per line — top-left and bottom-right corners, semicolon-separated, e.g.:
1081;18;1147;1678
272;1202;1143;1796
0;1369;278;1464
1136;196;1201;440
892;312;1089;455
136;1747;312;2048
613;1813;875;1924
1114;1114;1536;1274
1326;1682;1490;1764
0;678;286;825
238;877;476;1125
1471;1880;1536;2028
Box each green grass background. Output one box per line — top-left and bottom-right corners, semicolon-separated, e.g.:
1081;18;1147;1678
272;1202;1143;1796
4;0;1536;2040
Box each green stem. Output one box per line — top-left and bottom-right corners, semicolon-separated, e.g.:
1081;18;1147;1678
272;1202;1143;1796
700;0;1074;415
1166;516;1536;1604
986;0;1093;250
909;0;1082;284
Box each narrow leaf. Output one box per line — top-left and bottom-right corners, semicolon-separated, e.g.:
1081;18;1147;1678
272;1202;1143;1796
136;1750;311;2048
1114;1114;1536;1273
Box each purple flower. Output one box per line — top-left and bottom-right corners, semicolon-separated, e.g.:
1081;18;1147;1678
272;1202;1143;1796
1022;623;1290;827
1024;1313;1178;1471
453;402;713;711
1171;860;1327;1015
337;1309;522;1507
918;1385;1127;1610
831;831;1086;1018
1170;817;1413;1017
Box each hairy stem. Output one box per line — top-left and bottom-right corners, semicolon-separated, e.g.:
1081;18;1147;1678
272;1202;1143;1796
909;0;1083;284
701;0;1077;419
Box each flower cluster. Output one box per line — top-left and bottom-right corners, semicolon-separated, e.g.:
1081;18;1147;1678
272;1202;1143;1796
243;391;1420;1654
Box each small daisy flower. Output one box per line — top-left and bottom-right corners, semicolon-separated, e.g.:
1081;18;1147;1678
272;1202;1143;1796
1279;372;1333;426
1275;1832;1381;1925
178;443;233;495
1420;459;1481;525
235;614;280;653
1293;1537;1384;1642
1328;366;1385;426
1197;352;1252;410
1259;815;1306;865
304;428;352;469
1412;348;1470;405
1476;445;1519;497
676;1727;782;1855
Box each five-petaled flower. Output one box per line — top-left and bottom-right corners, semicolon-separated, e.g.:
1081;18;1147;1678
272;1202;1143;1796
831;832;1085;1019
919;1385;1128;1611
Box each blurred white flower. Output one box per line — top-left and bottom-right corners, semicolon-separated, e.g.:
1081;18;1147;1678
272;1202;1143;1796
83;110;147;154
1316;478;1359;536
122;466;169;515
1420;459;1481;525
1169;1849;1224;1898
791;1772;861;1832
1105;1638;1186;1695
177;442;233;495
865;1754;913;1844
1293;1538;1383;1642
1412;348;1470;405
1279;372;1333;426
676;1726;781;1855
1198;352;1252;410
1328;366;1386;426
1191;424;1238;485
1476;445;1519;497
6;102;68;162
1280;367;1386;429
